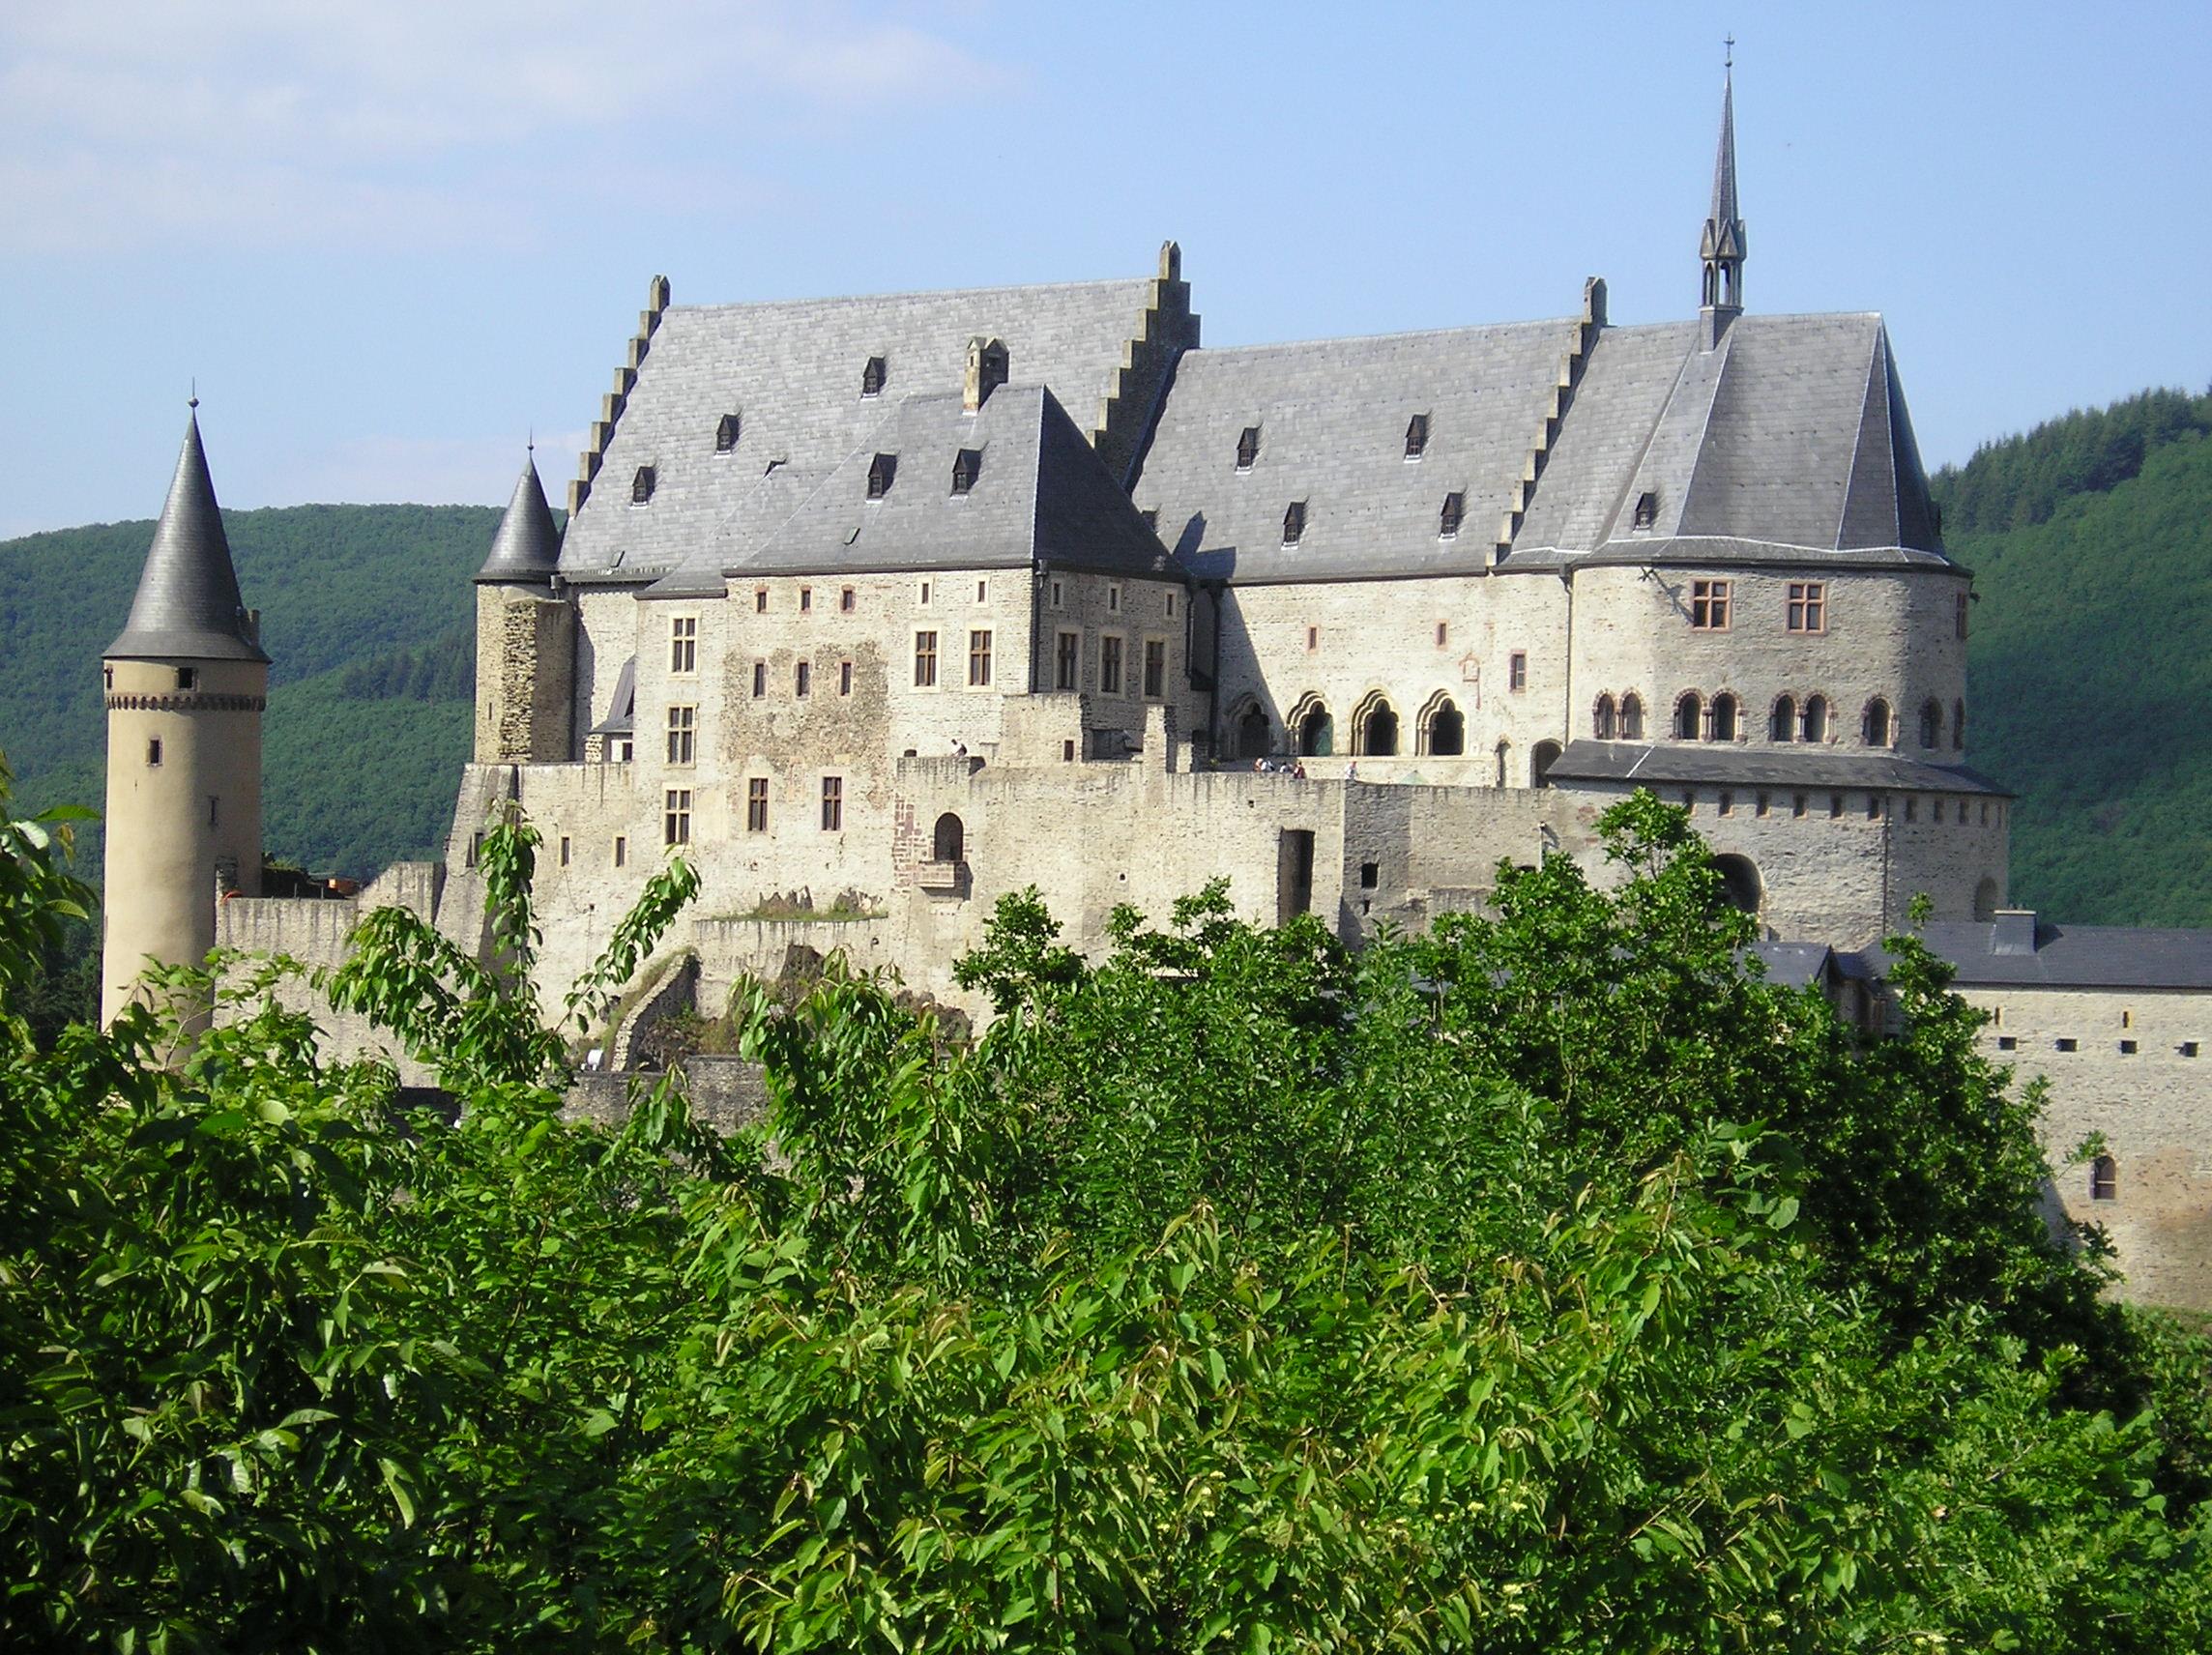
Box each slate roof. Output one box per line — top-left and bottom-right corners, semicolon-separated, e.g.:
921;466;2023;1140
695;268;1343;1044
644;384;1174;593
476;455;564;585
1747;941;1836;990
1905;920;2212;991
106;411;268;663
1133;311;1948;584
560;276;1162;587
1546;740;2010;796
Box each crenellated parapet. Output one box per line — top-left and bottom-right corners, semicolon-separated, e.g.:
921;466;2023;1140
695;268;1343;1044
568;274;672;517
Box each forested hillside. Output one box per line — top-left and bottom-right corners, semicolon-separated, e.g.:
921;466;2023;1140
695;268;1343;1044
1933;387;2212;926
0;505;496;879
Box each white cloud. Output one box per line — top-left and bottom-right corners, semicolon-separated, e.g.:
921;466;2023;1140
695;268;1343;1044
0;1;1010;252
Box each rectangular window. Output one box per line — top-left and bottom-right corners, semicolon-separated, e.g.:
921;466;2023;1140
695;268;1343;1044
2182;1042;2200;1059
1056;629;1080;691
613;835;627;868
146;738;162;766
2120;1039;2139;1056
914;630;938;687
820;775;843;831
176;667;197;690
755;588;769;613
1436;622;1448;647
1050;578;1064;609
2054;1037;2078;1053
1829;793;1844;818
1996;1035;2017;1051
975;579;988;602
1108;584;1121;613
670;616;697;674
1508;652;1528;692
746;777;769;832
559;835;570;866
1787;581;1826;633
663;788;690;846
666;704;695;764
1905;797;1918;823
1143;638;1166;699
840;586;856;613
839;660;853;696
1166;593;1175;618
800;587;812;613
1100;634;1123;695
1956;592;1969;640
968;628;993;686
918;580;931;606
208;796;218;828
1306;625;1319;652
1690;579;1731;630
751;660;767;698
795;661;810;697
613;736;633;764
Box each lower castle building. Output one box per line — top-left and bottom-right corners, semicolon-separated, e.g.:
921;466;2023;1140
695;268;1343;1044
102;76;2210;1307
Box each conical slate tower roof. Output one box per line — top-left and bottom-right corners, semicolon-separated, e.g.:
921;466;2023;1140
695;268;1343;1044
476;454;564;584
105;410;268;662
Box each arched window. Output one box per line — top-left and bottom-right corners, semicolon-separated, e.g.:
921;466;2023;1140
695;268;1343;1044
1674;691;1703;740
1619;693;1644;740
932;812;965;862
1919;699;1942;749
1354;694;1399;757
1592;693;1616;740
1769;695;1796;742
1494;739;1511;789
1801;695;1829;743
1531;740;1561;789
1710;693;1739;742
1713;854;1761;917
1973;876;1999;921
1235;705;1270;759
1421;694;1465;756
1953;699;1966;750
1863;698;1892;747
1297;703;1334;757
2090;1154;2118;1203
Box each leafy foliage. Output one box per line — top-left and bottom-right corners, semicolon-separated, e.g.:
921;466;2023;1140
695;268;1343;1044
5;775;2209;1651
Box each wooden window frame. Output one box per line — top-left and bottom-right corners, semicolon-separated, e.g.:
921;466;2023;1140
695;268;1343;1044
665;704;695;766
745;777;769;833
1690;579;1732;630
820;775;844;832
913;630;939;689
669;616;697;674
968;628;993;687
1787;581;1826;633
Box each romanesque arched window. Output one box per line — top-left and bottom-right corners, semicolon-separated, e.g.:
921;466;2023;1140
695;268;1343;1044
1801;695;1829;743
1919;699;1942;749
1863;698;1892;747
1592;693;1615;740
1494;739;1511;789
1296;701;1334;757
1619;693;1644;740
1769;695;1796;742
1713;854;1762;916
2090;1154;2118;1203
933;812;965;863
1353;693;1399;757
1235;703;1270;759
1709;693;1739;742
1674;692;1703;740
1420;693;1465;757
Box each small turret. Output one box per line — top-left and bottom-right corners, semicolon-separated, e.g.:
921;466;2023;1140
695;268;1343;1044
102;406;268;1024
474;450;576;764
1699;55;1747;348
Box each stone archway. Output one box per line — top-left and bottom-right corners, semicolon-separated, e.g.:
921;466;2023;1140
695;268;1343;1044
1713;854;1762;917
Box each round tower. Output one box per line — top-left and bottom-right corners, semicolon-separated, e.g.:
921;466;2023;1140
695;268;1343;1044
101;407;269;1024
474;451;575;765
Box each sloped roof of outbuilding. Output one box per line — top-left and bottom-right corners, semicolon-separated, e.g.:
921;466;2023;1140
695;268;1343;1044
1907;921;2212;991
105;411;268;663
1547;740;2009;796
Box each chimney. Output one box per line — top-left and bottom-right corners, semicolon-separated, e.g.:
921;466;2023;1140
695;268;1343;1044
1991;909;2039;956
964;335;1008;413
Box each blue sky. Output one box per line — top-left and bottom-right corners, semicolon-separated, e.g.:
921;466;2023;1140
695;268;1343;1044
3;0;2206;538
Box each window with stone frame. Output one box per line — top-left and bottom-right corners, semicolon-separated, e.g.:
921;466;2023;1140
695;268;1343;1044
839;660;853;696
840;586;856;612
1144;638;1167;699
613;835;626;867
968;628;993;687
1055;629;1080;691
914;630;938;688
751;660;766;699
1508;652;1527;692
663;788;690;846
1100;634;1124;695
669;616;697;674
746;777;769;832
795;661;811;698
820;775;843;832
666;704;695;765
1787;581;1825;632
1690;579;1731;629
1619;692;1644;740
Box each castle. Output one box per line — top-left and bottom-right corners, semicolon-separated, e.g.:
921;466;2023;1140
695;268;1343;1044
100;76;2212;1307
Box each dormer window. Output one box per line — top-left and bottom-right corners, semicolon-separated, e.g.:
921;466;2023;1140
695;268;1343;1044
1633;490;1658;529
1282;501;1307;546
1405;413;1430;458
630;465;655;505
950;448;981;496
715;413;741;452
1439;491;1465;539
1236;425;1260;471
861;356;888;396
867;452;896;499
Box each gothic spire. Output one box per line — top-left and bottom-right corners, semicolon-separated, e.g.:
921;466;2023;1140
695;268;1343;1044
1699;53;1747;343
475;450;564;584
105;407;267;661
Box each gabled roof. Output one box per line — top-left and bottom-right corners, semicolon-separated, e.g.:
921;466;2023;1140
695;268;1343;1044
649;384;1173;589
560;276;1165;586
105;411;268;663
476;455;563;585
1904;920;2212;991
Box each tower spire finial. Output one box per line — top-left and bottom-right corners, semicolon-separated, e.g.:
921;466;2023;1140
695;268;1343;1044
1699;46;1747;346
189;377;198;411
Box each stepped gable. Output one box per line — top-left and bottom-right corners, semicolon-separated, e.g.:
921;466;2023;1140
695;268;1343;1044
1587;314;1950;566
561;275;1167;588
1131;317;1583;584
105;409;268;662
665;383;1172;585
475;454;564;584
